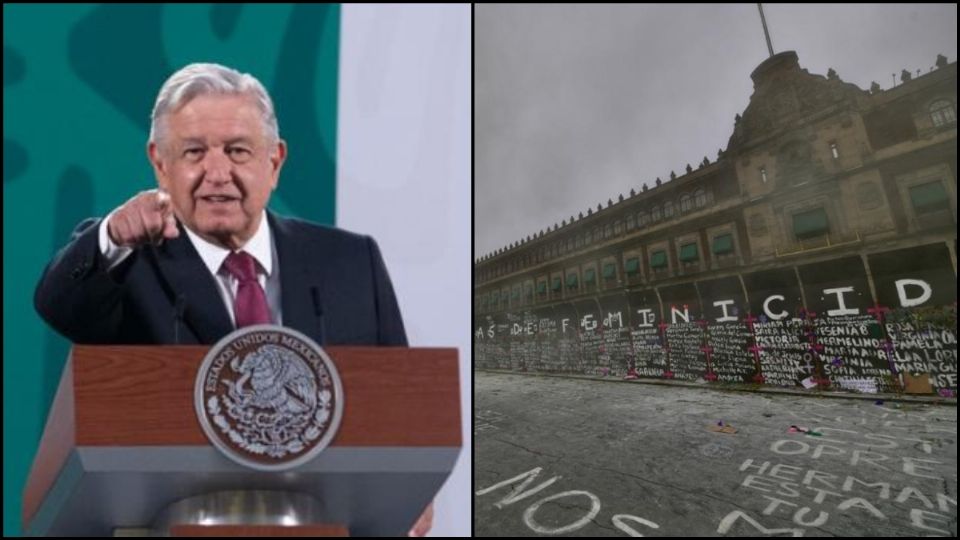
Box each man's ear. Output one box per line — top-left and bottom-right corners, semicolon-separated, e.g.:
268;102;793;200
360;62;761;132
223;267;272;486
269;139;288;191
147;141;170;191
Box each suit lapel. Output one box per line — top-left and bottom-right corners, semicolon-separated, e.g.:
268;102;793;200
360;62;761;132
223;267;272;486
154;223;234;344
270;212;326;344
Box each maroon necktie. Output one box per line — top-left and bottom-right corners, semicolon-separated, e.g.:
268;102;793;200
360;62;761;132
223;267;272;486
222;251;271;327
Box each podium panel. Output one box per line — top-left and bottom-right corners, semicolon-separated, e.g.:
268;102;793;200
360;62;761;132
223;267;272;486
23;346;461;537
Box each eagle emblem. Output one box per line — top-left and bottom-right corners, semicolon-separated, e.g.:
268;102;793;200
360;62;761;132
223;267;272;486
195;325;344;471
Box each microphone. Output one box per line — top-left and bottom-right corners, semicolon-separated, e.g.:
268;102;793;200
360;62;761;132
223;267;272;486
173;294;186;344
311;287;326;344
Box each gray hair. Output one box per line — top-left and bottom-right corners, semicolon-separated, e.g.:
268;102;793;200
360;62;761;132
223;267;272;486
149;63;279;145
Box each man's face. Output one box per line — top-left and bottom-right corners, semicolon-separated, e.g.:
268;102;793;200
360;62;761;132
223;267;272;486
148;93;286;249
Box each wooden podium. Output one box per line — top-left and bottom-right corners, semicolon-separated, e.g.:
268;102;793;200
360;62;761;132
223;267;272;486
22;346;461;536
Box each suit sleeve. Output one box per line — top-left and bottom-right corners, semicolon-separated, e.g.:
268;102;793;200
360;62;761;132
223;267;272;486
365;236;408;346
34;218;131;343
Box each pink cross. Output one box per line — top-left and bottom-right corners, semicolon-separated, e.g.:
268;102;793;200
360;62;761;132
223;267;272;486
663;370;675;379
701;346;714;358
809;343;824;353
744;313;758;328
867;304;890;321
705;372;718;382
752;373;766;384
658;322;670;332
748;344;763;357
697;319;709;328
806;310;818;319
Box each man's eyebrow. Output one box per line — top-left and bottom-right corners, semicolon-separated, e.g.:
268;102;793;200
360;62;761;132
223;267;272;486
178;137;254;147
224;137;255;146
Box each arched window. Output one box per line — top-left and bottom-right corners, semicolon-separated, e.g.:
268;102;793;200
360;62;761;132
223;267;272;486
680;194;693;213
604;224;612;238
614;220;623;234
695;189;708;208
626;214;636;230
930;100;956;127
638;212;649;226
664;201;675;218
651;206;662;221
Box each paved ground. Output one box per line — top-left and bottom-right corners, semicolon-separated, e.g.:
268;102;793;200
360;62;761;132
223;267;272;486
475;371;957;537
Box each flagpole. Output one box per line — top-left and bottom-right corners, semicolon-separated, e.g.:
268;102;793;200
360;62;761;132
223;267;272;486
757;4;775;58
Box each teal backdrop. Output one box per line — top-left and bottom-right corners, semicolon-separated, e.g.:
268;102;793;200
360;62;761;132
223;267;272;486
3;4;340;534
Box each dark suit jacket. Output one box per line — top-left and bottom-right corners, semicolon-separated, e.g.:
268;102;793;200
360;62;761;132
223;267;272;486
35;211;407;346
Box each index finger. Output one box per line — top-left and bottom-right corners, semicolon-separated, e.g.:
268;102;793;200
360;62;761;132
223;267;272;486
155;189;172;213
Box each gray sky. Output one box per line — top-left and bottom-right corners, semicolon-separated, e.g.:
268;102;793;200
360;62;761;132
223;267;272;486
475;3;958;259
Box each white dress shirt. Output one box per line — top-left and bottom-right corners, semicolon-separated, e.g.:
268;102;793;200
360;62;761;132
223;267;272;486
98;211;283;327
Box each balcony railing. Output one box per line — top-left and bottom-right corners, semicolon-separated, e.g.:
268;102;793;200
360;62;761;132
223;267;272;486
775;231;862;257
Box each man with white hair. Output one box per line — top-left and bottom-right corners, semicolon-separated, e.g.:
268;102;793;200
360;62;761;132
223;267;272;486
35;63;407;347
35;62;431;535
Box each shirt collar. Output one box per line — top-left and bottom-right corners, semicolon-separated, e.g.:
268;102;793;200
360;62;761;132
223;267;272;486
182;211;273;278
